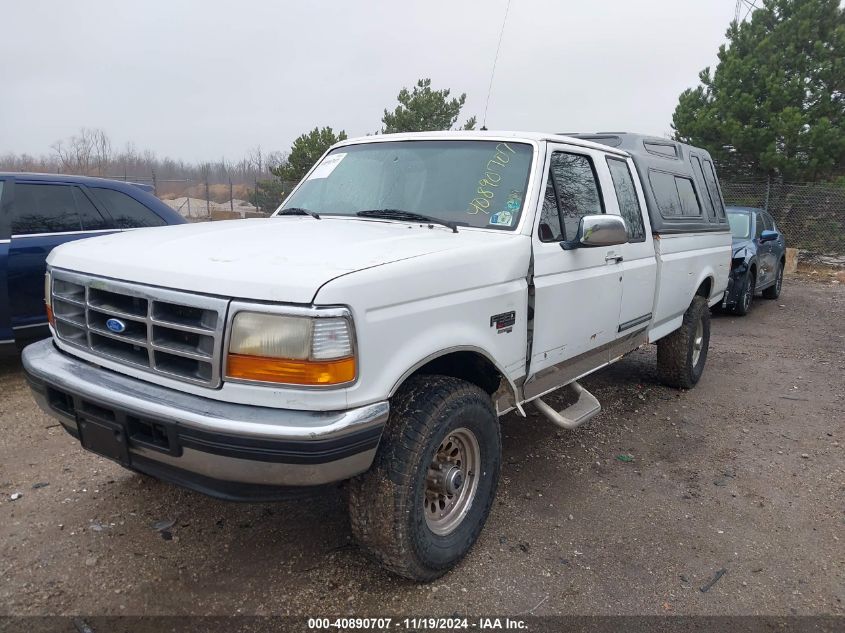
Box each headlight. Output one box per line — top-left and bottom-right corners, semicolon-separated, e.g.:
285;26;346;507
44;270;54;327
225;310;355;386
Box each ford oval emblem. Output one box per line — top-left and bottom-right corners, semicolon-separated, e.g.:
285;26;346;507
106;318;127;333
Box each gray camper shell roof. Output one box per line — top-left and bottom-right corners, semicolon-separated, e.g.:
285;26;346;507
564;133;730;235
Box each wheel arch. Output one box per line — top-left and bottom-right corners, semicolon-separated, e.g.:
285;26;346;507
695;276;713;299
388;346;522;416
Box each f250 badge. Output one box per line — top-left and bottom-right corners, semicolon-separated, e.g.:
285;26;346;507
490;311;516;334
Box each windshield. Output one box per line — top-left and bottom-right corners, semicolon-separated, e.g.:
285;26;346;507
727;211;751;239
278;140;534;230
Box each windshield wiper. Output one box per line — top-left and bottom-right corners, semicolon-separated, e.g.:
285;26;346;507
277;207;321;220
356;209;458;233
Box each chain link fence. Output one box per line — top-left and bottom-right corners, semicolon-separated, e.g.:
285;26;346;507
721;181;845;264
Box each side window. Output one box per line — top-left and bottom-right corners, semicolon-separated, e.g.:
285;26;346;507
649;171;682;216
755;212;765;239
763;213;774;231
538;176;563;242
606;158;645;242
690;156;716;219
675;177;701;217
73;188;109;230
649;171;701;218
548;152;603;240
701;160;726;218
11;183;108;235
91;187;166;229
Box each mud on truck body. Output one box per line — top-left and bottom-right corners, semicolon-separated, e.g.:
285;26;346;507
24;131;730;580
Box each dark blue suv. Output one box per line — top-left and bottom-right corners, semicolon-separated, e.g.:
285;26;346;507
723;206;786;315
0;173;184;353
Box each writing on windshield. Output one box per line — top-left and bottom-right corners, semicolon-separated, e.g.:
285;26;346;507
281;140;533;231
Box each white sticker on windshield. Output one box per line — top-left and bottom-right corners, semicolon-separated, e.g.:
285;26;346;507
307;153;347;180
489;210;514;227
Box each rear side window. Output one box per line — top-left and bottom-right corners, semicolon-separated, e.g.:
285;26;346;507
701;160;726;218
548;152;603;240
91;187;166;228
690;156;716;220
675;177;701;217
11;183;108;235
649;171;701;218
649;171;682;216
606;158;645;242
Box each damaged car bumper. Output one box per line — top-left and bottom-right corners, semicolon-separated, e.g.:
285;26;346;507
22;339;388;500
722;261;749;308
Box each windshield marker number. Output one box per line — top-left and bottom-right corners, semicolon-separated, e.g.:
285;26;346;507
468;143;517;215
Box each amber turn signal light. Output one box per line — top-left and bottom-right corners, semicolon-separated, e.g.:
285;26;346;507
226;353;356;386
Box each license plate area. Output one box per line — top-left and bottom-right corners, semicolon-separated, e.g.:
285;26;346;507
78;417;131;466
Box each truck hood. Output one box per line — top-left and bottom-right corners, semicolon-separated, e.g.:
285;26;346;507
48;217;494;303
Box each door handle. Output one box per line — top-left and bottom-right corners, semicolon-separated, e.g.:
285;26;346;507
605;254;623;264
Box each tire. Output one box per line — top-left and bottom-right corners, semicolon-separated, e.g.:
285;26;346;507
657;295;711;390
762;262;783;299
348;375;501;581
731;270;755;316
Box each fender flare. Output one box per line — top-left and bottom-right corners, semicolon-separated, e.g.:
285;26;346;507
388;345;525;417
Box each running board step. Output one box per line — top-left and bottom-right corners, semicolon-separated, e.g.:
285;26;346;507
533;381;601;430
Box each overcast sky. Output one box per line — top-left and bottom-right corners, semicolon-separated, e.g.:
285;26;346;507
1;0;737;163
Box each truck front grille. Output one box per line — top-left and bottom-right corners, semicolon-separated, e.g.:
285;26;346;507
50;269;228;388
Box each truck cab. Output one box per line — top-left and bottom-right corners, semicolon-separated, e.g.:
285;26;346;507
22;131;730;581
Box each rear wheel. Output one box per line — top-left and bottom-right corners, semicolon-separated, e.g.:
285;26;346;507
732;270;755;316
762;262;783;299
348;375;501;581
657;296;711;389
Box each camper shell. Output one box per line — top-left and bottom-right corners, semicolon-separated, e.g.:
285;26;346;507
566;133;729;235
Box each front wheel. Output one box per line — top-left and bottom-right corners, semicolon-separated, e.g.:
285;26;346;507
348;375;501;581
657;295;711;389
732;270;755;316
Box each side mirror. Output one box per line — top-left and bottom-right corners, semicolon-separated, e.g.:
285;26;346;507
760;230;778;243
561;215;628;250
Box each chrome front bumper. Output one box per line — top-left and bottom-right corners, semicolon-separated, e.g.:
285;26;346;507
22;339;389;498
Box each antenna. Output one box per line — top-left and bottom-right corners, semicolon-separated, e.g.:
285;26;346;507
735;0;758;23
482;0;512;131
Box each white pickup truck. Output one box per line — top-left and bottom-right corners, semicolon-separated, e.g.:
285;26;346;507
24;131;730;581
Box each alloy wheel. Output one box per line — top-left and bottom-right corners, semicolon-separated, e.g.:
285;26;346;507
425;428;481;536
691;316;704;367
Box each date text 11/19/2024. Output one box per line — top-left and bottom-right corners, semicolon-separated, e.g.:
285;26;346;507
307;617;528;630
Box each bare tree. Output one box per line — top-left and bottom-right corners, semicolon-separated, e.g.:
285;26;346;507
91;129;111;176
2;127;292;202
50;127;111;175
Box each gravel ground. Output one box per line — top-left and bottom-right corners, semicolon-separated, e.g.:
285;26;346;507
1;277;843;617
